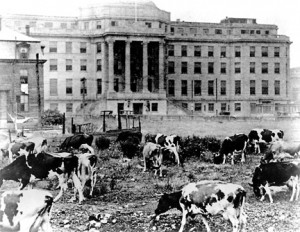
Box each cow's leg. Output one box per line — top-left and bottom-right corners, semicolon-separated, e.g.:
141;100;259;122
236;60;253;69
295;176;300;201
223;207;239;232
90;168;97;197
143;156;147;172
72;172;85;204
40;220;53;232
264;183;273;203
178;203;188;232
289;176;298;201
201;216;211;232
239;212;247;232
241;151;245;163
256;142;261;154
231;152;236;165
222;154;226;164
54;174;68;202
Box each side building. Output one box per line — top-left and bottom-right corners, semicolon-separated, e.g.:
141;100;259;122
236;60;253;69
1;0;292;117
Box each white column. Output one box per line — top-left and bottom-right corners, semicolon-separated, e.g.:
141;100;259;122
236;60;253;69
159;41;164;93
101;41;107;94
108;39;114;92
125;40;131;93
142;41;149;93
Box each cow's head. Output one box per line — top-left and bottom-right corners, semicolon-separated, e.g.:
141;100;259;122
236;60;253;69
150;146;162;169
249;167;265;198
154;193;174;215
18;148;29;157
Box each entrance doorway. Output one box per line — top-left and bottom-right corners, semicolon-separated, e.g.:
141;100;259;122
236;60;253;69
133;103;143;115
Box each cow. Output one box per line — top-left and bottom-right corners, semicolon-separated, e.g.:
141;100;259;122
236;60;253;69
155;133;181;166
116;131;142;143
59;134;94;151
270;140;300;158
249;162;300;203
7;141;35;163
154;191;182;217
169;180;247;232
248;129;284;154
214;134;248;165
143;142;163;177
0;148;85;204
0;189;53;232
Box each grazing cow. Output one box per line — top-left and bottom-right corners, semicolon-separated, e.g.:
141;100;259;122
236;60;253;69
154;191;182;217
178;180;247;232
249;162;300;203
116;131;142;143
143;142;163;177
248;129;284;154
7;141;35;163
0;149;85;204
155;133;181;166
0;189;53;232
59;134;94;151
215;134;248;165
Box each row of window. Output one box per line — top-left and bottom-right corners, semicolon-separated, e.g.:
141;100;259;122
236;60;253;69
168;80;281;96
168;45;281;58
168;61;281;74
185;102;241;112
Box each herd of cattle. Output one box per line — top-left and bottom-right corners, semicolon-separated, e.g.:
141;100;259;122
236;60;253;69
0;128;299;231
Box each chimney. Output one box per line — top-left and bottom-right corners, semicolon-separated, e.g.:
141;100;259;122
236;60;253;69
25;25;30;35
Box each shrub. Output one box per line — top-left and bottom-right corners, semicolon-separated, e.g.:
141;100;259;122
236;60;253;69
41;109;64;126
95;136;110;150
120;137;140;159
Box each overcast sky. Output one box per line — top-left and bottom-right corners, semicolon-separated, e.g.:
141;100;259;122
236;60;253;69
1;0;299;68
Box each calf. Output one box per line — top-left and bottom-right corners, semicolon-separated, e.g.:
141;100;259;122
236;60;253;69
59;133;94;151
249;162;300;203
0;189;53;232
216;134;248;164
178;180;247;232
143;142;163;177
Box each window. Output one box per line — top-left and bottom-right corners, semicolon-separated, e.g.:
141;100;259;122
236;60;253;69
80;59;87;71
235;80;241;95
274;63;280;74
96;21;101;29
60;23;67;29
182;103;188;109
80;42;87;53
151;103;158;112
66;79;72;95
250;62;255;74
235;46;241;57
208;46;214;57
262;80;269;95
45;22;53;28
208;62;214;74
168;61;175;74
96;43;101;53
262;46;268;57
170;27;174;34
234;103;241;112
203;28;209;34
80;80;87;95
195;103;202;111
49;103;58;111
250;46;255;57
194;62;201;74
145;22;152;28
66;42;72;53
66;103;73;113
97;79;102;94
190;28;197;34
66;59;72;71
97;59;102;71
84;22;89;30
49;41;57;53
111;21;118;26
241;30;248;34
114;78;119;92
178;28;184;34
262;63;268;74
194;80;201;96
250;80;256;95
220;46;226;58
168;45;174;56
221;103;227;112
208;103;214;112
208;80;214;96
20;70;28;95
235;62;241;73
265;30;269;35
181;45;187;57
256;30;261;34
181;62;188;74
275;80;280;95
220;63;226;74
220;80;226;95
215;29;222;34
49;59;57;71
20;95;29;112
168;79;175;96
50;79;58;96
181;80;188;96
274;47;280;57
194;46;201;57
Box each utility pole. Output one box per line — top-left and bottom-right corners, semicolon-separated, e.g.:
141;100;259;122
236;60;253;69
36;53;42;126
81;77;86;120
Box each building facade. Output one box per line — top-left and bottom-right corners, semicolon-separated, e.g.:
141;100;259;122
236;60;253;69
1;0;292;117
0;21;45;129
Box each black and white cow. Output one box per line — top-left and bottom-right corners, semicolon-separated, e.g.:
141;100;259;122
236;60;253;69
0;189;53;231
59;134;94;151
270;140;300;158
143;142;163;177
0;149;85;204
249;162;300;203
248;129;284;154
169;180;247;232
155;133;181;166
7;141;35;163
214;134;248;165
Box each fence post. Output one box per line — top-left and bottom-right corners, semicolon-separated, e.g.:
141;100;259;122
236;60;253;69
62;113;65;134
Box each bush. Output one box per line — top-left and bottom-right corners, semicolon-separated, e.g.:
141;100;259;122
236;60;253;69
41;109;64;126
120;137;140;159
95;136;110;150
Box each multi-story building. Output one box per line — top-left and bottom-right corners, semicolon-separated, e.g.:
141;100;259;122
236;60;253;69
1;0;291;117
0;20;45;129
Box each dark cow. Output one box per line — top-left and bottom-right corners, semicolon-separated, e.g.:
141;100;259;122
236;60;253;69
155;133;181;166
0;148;85;203
249;162;300;203
59;134;94;151
176;180;247;232
116;131;142;143
7;141;35;163
154;191;182;216
214;134;248;165
0;189;53;231
143;142;163;177
248;129;284;154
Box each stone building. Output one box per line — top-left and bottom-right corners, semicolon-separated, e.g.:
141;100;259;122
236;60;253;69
0;20;45;129
1;0;292;117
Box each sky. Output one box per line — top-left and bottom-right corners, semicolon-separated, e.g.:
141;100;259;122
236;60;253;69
1;0;299;68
